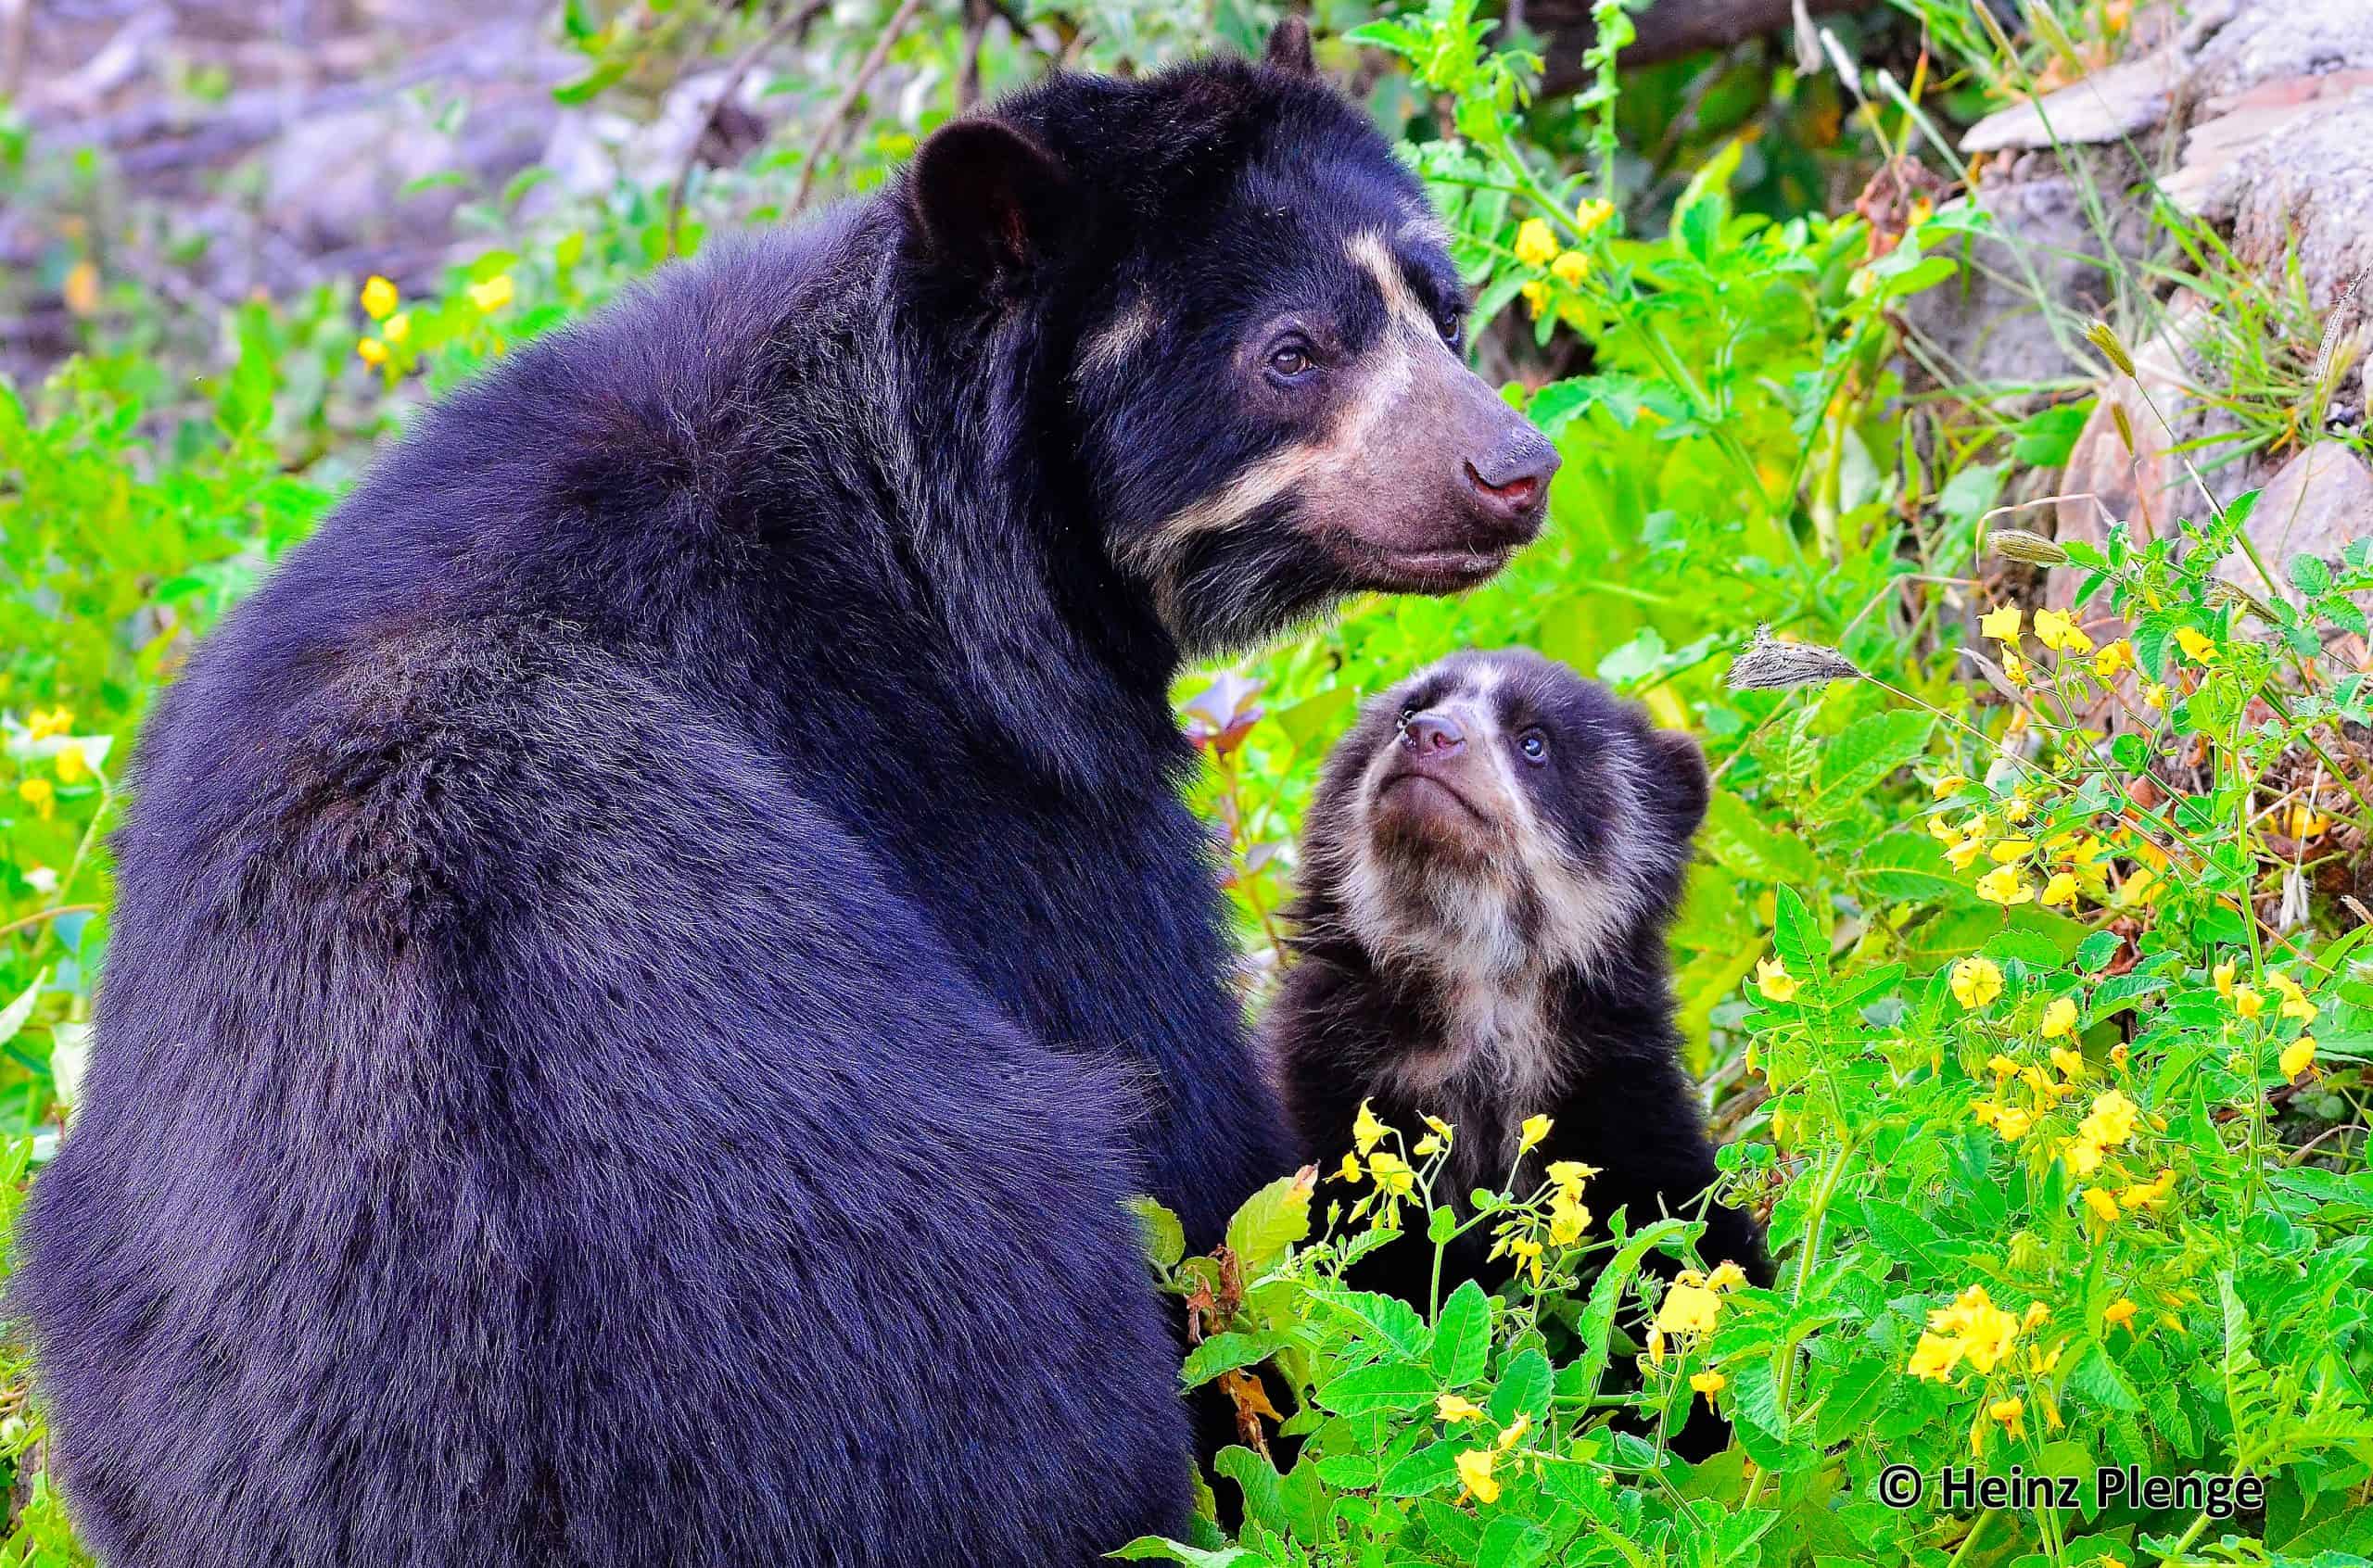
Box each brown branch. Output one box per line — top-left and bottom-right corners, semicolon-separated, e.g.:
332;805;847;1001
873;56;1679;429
0;904;100;942
665;0;832;257
1533;0;1874;93
789;0;932;214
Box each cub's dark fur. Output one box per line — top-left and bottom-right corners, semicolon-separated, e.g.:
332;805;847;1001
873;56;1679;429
1272;650;1769;1433
15;23;1557;1568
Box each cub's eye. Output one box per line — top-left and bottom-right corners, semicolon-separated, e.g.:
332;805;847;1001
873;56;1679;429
1517;729;1550;765
1437;312;1465;350
1265;338;1315;381
1397;702;1418;727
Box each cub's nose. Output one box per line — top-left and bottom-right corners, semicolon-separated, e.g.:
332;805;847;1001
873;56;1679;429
1402;711;1466;758
1464;429;1561;530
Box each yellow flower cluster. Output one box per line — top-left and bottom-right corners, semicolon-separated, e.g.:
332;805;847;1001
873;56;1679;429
2060;1088;2138;1176
1909;1284;2041;1381
1644;1261;1747;1365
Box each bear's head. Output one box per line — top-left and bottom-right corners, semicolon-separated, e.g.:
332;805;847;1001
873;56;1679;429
901;20;1559;658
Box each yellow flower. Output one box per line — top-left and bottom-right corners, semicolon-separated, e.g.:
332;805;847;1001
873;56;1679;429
2142;681;2168;709
1929;813;1963;843
63;259;101;317
1932;775;1969;799
1989;1104;2034;1142
1655;1280;1723;1339
383;310;412;345
2267;972;2317;1025
1364;1148;1415;1197
1518;1114;1552;1153
2213;960;2237;999
1422;1114;1456;1146
18;778;56;818
2079;1090;2139;1147
2092;639;2135;679
357;335;389;367
1513;219;1558;268
1945;836;1988;871
1336;1151;1363;1184
2289;804;2328;841
1547;1192;1592;1246
2003;793;2032;823
1755;956;1796;1002
2032;609;2091;654
1413;1133;1442;1156
2110;1043;2129;1069
1706;1262;1749;1292
1572;197;1616;236
2081;1187;2120;1225
1494;1413;1530;1451
1951;957;2004;1009
1544;1160;1596;1197
1908;1331;1961;1380
1988;838;2035;863
52;743;87;785
25;707;73;740
2041;871;2078;906
1506;1235;1542;1284
360;274;399;320
1690;1370;1726;1397
1438;1393;1487;1423
2116;866;2163;908
2280;1036;2317;1081
2102;1297;2138;1329
1975;866;2034;905
467;273;515;313
1912;1284;2024;1380
2118;1169;2175;1209
1987;1054;2022;1080
2002;651;2028;683
1455;1448;1501;1505
1352;1099;1389;1156
1980;604;2024;642
1549;249;1590;288
1987;1397;2025;1445
1519;279;1552;319
2173;626;2219;664
2232;985;2264;1020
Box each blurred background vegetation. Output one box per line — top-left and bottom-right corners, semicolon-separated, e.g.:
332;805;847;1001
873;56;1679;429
2;0;2371;1560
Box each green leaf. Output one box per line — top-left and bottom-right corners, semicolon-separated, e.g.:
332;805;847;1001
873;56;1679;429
1129;1196;1186;1271
1226;1172;1313;1278
1304;1285;1432;1359
1806;711;1935;824
1556;1219;1693;1406
1109;1536;1260;1565
1475;1515;1551;1568
2011;400;2091;467
1377;1437;1462;1498
1321;1359;1439;1415
1491;1348;1555;1426
1432;1281;1491;1386
1702;790;1823;884
1180;1332;1276;1389
1849;829;1981;907
0;968;44;1053
1770;884;1826;980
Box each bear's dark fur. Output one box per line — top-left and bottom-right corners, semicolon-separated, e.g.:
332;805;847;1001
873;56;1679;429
14;22;1562;1568
1269;650;1769;1452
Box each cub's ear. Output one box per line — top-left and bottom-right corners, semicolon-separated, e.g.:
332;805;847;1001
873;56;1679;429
908;118;1072;285
1263;15;1316;75
1650;727;1711;840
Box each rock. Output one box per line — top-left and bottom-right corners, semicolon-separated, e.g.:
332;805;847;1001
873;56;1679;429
2164;70;2373;219
2181;0;2373;101
2047;295;2207;613
2225;91;2373;311
2212;443;2373;613
1902;148;2154;394
1960;49;2182;153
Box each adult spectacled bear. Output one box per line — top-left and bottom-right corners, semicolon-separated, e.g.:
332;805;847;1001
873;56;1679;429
15;19;1557;1568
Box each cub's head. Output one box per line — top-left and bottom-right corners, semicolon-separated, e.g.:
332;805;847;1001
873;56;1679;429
901;21;1557;656
1297;649;1707;982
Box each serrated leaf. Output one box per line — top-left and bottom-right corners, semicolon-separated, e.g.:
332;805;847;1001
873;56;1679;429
1130;1196;1186;1271
1226;1170;1314;1278
1304;1285;1432;1359
1849;829;1983;907
1180;1332;1276;1389
1377;1437;1462;1498
1321;1359;1439;1415
1475;1515;1551;1568
1432;1280;1491;1386
1491;1348;1554;1426
1702;790;1823;884
1806;711;1935;823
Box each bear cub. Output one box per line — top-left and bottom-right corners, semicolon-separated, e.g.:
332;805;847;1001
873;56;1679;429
1269;648;1769;1445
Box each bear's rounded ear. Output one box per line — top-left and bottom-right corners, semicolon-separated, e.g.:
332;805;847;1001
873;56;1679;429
908;118;1072;285
1651;727;1711;839
1263;16;1316;75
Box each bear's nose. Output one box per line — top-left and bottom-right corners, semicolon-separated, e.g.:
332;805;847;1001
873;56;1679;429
1402;711;1466;758
1464;429;1561;526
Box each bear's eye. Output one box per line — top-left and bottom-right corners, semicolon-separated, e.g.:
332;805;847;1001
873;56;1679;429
1517;729;1550;765
1264;335;1316;383
1437;311;1464;350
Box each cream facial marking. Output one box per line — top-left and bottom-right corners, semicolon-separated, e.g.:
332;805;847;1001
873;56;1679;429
1345;229;1441;342
1075;293;1158;383
1332;655;1654;1171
